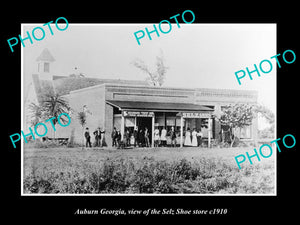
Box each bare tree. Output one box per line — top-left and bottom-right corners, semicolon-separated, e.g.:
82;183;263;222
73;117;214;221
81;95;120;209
132;50;168;86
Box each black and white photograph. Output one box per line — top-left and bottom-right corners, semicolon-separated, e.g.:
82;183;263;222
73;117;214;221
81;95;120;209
21;23;276;195
2;4;299;221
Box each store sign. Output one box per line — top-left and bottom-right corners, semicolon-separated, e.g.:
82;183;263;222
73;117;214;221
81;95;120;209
123;111;154;117
177;112;211;118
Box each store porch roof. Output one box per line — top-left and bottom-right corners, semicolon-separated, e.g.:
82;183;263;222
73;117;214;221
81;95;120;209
106;100;214;112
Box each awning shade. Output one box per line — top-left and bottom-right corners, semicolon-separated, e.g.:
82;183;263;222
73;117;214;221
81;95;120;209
106;100;213;112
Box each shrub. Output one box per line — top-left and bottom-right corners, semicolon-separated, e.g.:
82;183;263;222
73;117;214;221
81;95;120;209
23;157;274;194
24;174;55;193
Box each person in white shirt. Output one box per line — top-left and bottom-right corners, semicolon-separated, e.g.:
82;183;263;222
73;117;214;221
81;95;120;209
154;126;160;147
192;128;198;147
184;127;192;146
160;127;167;147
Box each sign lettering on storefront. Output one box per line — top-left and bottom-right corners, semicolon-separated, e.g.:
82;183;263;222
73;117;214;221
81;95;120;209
177;112;211;118
123;111;154;117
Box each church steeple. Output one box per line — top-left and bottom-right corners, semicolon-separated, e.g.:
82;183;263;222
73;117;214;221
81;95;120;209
36;48;55;80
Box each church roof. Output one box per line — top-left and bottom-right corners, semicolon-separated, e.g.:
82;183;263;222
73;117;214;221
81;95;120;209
31;74;149;103
36;48;55;62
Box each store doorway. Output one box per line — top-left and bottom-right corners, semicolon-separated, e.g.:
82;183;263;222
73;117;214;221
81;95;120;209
136;117;152;145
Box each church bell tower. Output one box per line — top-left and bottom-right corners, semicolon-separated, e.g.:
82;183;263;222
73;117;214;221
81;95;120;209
36;48;55;80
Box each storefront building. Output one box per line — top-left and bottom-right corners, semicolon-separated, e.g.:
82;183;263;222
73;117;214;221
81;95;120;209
61;83;258;147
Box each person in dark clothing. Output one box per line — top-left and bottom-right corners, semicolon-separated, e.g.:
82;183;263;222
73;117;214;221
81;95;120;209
124;128;131;147
84;127;92;147
93;130;99;147
111;127;117;147
99;127;106;147
138;129;144;147
116;130;122;149
197;129;203;147
169;126;177;147
96;127;100;147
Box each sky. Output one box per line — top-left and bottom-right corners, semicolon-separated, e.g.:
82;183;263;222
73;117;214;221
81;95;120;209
22;23;276;116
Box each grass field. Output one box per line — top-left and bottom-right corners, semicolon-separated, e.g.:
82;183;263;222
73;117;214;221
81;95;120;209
23;146;275;194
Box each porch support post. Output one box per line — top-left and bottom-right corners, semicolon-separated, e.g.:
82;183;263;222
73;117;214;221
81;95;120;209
152;115;155;147
121;114;125;141
180;116;183;147
208;118;212;148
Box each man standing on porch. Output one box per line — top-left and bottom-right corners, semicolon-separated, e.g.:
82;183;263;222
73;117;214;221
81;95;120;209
197;129;203;147
169;126;177;147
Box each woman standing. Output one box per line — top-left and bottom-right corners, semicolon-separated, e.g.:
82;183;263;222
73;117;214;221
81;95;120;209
154;126;160;147
184;127;192;146
191;128;198;147
160;127;167;147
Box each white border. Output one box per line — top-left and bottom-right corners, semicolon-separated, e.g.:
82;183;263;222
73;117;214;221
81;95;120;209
21;23;24;195
21;23;277;197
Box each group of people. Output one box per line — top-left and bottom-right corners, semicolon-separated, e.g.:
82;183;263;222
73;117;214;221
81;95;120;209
132;127;151;147
84;126;203;148
153;126;176;147
111;127;122;148
111;126;150;148
84;127;106;147
183;127;203;147
154;126;203;147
